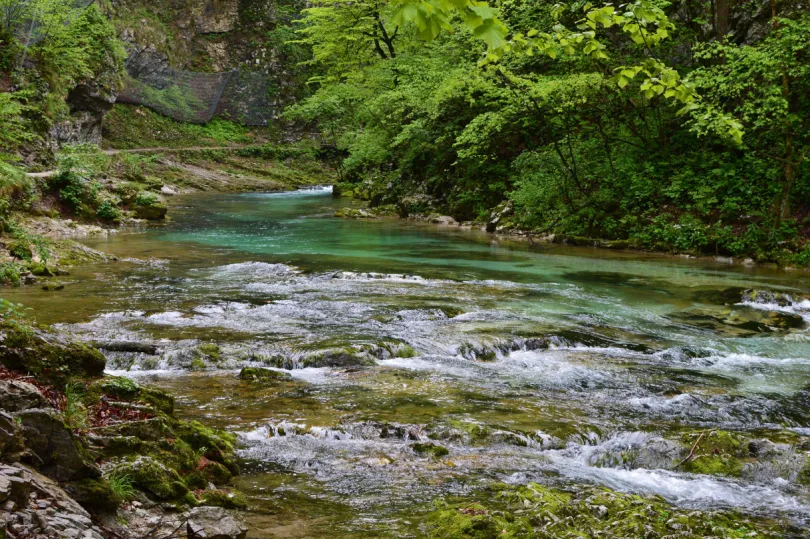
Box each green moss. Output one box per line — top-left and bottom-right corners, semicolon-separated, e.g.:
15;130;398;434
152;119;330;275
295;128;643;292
96;375;140;398
138;386;175;415
413;443;450;458
238;366;292;382
448;420;490;443
112;456;189;501
63;477;122;512
427;483;782;539
0;319;106;386
685;454;743;476
197;489;248;510
197;343;221;360
680;430;746;477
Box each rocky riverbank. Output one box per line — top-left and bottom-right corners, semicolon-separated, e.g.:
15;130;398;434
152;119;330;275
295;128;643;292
0;315;249;538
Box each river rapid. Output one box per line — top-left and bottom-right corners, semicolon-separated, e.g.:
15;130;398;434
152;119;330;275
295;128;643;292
6;187;810;537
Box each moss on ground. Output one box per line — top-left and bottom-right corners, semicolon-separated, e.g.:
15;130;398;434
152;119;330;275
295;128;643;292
680;430;746;477
427;483;785;539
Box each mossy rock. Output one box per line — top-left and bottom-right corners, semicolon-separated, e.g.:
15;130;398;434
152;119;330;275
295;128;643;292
113;456;188;500
96;417;172;441
0;320;106;386
238;367;292;382
28;263;54;277
197;489;248;510
197;343;221;360
139;386;175;415
300;350;376;368
185;460;233;490
684;454;743;476
63;477;122;512
680;430;746;477
412;443;449;458
93;375;141;399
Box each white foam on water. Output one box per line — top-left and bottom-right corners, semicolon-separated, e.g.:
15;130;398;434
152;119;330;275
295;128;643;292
210;261;298;279
548;453;808;514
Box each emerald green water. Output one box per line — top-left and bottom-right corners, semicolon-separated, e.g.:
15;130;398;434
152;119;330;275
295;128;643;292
5;187;810;536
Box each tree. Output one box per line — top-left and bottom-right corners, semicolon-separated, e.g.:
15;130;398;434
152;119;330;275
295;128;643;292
691;12;810;224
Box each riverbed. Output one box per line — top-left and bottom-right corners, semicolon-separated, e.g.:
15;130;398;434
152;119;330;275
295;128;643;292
6;187;810;537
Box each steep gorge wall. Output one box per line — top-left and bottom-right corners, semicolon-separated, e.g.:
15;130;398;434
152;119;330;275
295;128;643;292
110;0;308;126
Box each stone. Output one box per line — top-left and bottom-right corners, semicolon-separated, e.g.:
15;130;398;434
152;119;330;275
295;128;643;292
186;506;248;539
160;185;178;196
0;464;105;538
0;380;48;413
13;409;100;482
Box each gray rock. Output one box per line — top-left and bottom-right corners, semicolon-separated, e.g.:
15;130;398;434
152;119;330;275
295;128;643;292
13;409;100;482
0;380;48;413
186;506;248;539
0;411;26;461
0;464;105;538
486;201;513;233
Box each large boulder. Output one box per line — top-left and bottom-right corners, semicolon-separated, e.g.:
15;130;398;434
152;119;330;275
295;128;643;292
186;506;248;539
13;408;100;482
110;456;188;500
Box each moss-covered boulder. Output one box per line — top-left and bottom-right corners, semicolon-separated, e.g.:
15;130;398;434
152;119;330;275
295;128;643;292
133;192;168;220
112;456;188;500
62;477;122;512
0;320;105;385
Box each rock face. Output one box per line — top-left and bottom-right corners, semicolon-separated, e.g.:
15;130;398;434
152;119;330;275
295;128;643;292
0;464;105;539
194;0;241;34
13;408;100;482
51;54;120;146
186;506;248;539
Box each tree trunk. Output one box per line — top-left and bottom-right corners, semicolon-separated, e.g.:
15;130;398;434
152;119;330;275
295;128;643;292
715;0;729;39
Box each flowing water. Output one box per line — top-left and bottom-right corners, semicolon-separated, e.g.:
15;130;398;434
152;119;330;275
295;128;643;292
6;187;810;536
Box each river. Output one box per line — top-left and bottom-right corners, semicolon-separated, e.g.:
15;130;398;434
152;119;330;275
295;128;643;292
6;187;810;537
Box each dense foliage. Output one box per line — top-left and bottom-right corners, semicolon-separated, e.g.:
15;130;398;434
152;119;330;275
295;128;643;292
0;0;124;161
291;0;810;263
